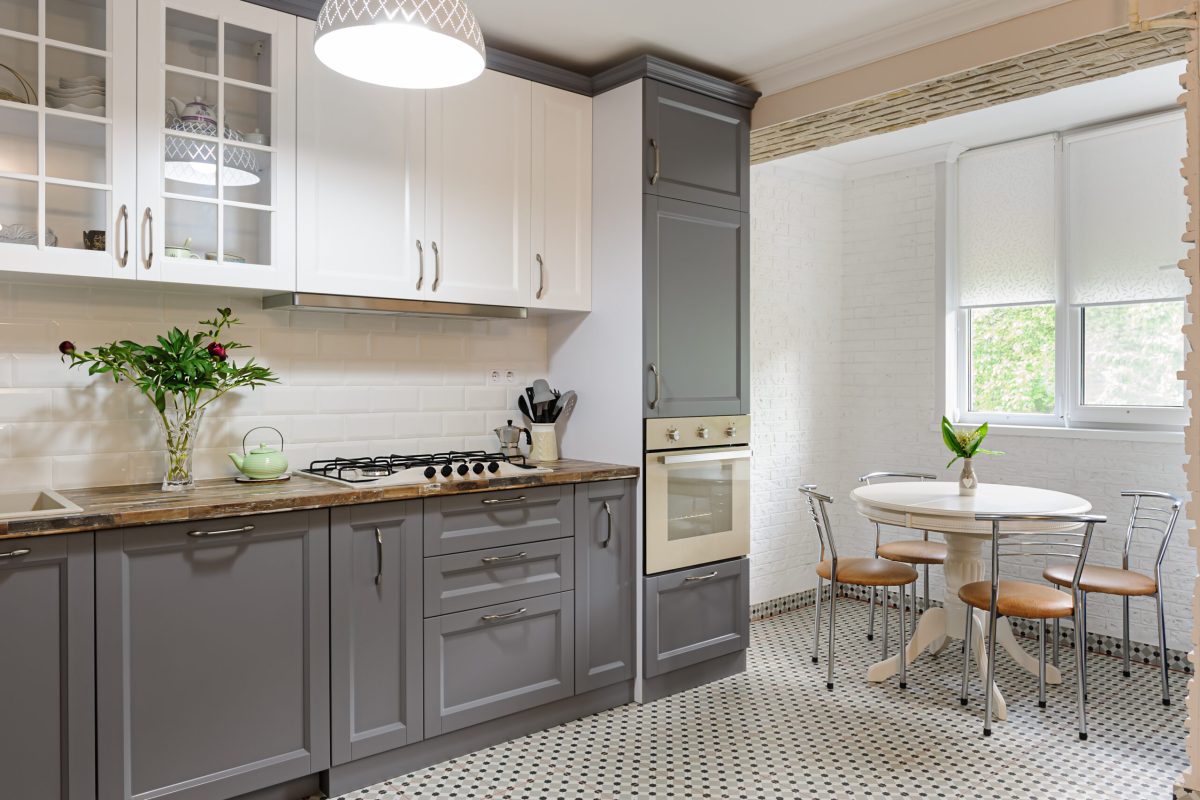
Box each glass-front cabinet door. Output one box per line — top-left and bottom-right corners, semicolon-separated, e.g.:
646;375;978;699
136;0;294;289
0;0;136;278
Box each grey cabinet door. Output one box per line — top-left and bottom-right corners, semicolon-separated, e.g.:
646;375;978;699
423;485;574;555
644;558;749;677
331;501;424;765
644;80;750;212
574;479;635;693
644;196;750;417
424;536;573;617
0;534;95;800
424;592;574;737
96;511;330;800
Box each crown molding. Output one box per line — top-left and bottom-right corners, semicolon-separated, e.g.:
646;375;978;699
593;55;761;108
744;0;1071;97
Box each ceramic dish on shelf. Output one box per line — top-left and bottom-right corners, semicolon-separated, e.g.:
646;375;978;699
58;75;104;89
48;103;104;116
205;252;246;263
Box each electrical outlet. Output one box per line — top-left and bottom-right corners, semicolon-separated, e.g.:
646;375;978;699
504;369;519;384
487;369;503;386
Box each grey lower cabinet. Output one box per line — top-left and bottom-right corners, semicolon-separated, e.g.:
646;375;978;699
424;591;575;737
644;196;750;417
0;534;95;800
96;511;330;800
330;501;424;766
574;478;636;693
644;557;749;677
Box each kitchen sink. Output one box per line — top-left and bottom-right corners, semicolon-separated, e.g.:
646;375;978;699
0;490;82;521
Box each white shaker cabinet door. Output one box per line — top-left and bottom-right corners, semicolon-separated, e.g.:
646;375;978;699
426;70;532;308
530;84;591;312
295;18;427;300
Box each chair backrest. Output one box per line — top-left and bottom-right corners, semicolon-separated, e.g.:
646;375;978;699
1120;490;1183;572
859;471;937;486
974;513;1107;596
799;484;836;561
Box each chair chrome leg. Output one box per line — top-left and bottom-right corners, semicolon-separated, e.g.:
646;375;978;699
826;580;838;690
1080;592;1089;701
1074;602;1088;740
812;578;823;665
868;586;876;641
960;606;973;706
1038;620;1046;709
1053;616;1060;669
881;587;890;660
899;582;909;689
1122;596;1131;678
983;609;999;736
910;581;918;638
1156;591;1171;706
923;564;930;616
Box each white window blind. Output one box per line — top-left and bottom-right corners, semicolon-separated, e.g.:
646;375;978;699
1065;113;1189;305
957;135;1058;308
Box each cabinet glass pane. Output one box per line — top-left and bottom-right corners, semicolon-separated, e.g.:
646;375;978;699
46;183;107;250
164;198;216;260
0;0;37;37
0;104;36;174
223;148;270;205
0;176;37;244
224;83;270;144
0;32;37;106
46;0;106;51
224;23;270;87
224;205;270;266
45;45;107;117
46;114;107;183
164;133;217;198
165;8;217;75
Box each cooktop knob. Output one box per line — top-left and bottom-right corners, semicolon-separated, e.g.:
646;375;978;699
697;426;710;439
487;461;501;473
725;423;737;437
423;466;437;479
456;463;470;476
440;464;454;478
666;427;680;442
472;462;485;475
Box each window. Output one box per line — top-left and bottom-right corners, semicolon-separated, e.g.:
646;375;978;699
951;112;1189;430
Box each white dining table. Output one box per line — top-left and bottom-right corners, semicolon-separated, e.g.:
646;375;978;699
850;481;1091;721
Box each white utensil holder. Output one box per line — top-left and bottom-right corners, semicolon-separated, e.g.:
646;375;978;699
529;423;559;462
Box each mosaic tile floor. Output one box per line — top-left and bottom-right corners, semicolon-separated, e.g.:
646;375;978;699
333;601;1186;799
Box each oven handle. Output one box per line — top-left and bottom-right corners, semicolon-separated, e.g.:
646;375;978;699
659;448;751;465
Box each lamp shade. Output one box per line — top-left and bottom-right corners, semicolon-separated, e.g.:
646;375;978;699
314;0;485;89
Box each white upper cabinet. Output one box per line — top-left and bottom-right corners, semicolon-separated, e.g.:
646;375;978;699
531;84;591;312
0;0;137;279
136;0;295;289
426;69;531;308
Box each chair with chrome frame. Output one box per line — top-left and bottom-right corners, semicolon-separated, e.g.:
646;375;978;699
959;512;1104;740
859;472;945;654
802;484;918;691
1043;490;1182;706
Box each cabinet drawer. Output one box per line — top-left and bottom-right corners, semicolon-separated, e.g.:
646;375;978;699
423;485;573;556
424;592;573;737
424;537;573;617
644;558;749;677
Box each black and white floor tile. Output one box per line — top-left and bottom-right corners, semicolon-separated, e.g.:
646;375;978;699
333;601;1186;799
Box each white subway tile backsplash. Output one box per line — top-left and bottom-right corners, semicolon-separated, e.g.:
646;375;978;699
419;387;465;411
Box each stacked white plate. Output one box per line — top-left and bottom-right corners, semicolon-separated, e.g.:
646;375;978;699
47;75;105;116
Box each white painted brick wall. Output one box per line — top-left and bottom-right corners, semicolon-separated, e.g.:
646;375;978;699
751;158;1194;650
0;280;547;489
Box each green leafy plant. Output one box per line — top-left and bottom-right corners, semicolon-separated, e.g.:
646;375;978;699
941;416;1003;468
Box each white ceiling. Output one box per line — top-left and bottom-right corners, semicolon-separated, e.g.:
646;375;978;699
470;0;1068;93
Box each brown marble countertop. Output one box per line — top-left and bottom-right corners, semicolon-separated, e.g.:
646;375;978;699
0;459;639;540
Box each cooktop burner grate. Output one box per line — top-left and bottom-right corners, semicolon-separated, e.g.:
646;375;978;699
303;451;532;483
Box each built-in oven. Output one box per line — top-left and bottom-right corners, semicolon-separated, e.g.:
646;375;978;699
644;415;751;575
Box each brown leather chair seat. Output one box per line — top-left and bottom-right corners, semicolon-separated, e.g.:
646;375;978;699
816;557;917;587
959;579;1075;619
1043;563;1157;597
877;539;947;565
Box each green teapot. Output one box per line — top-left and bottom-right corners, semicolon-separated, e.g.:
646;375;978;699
228;427;288;480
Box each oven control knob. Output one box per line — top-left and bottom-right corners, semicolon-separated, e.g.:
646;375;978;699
666;427;680;442
423;466;438;480
725;424;737;438
697;426;710;439
440;464;454;478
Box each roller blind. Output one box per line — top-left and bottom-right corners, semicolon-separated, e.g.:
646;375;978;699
957;135;1058;308
1065;113;1189;305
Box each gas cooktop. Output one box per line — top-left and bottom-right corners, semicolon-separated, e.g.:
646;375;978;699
302;451;551;487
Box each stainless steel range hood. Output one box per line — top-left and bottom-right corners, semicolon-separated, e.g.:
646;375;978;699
262;292;527;320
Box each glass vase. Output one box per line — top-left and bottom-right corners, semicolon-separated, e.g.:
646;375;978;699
157;403;205;491
958;457;978;496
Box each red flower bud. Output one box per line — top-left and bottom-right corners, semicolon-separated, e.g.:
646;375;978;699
207;342;228;362
58;340;75;355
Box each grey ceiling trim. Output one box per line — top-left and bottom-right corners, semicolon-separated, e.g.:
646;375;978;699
243;0;321;19
592;55;760;108
486;50;592;96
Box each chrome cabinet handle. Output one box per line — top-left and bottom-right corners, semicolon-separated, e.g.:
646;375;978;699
648;363;661;410
143;207;154;270
481;551;527;564
482;495;526;505
0;548;31;559
535;253;545;300
481;607;527;622
117;204;129;268
601;501;613;548
649;138;660;185
684;570;719;582
415;240;424;291
431;241;441;292
374;527;384;586
186;524;254;538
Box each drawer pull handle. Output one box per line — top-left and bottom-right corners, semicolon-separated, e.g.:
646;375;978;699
375;527;384;586
0;548;31;559
684;571;719;582
482;496;526;505
481;551;527;564
601;501;614;548
481;607;527;622
186;525;255;538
